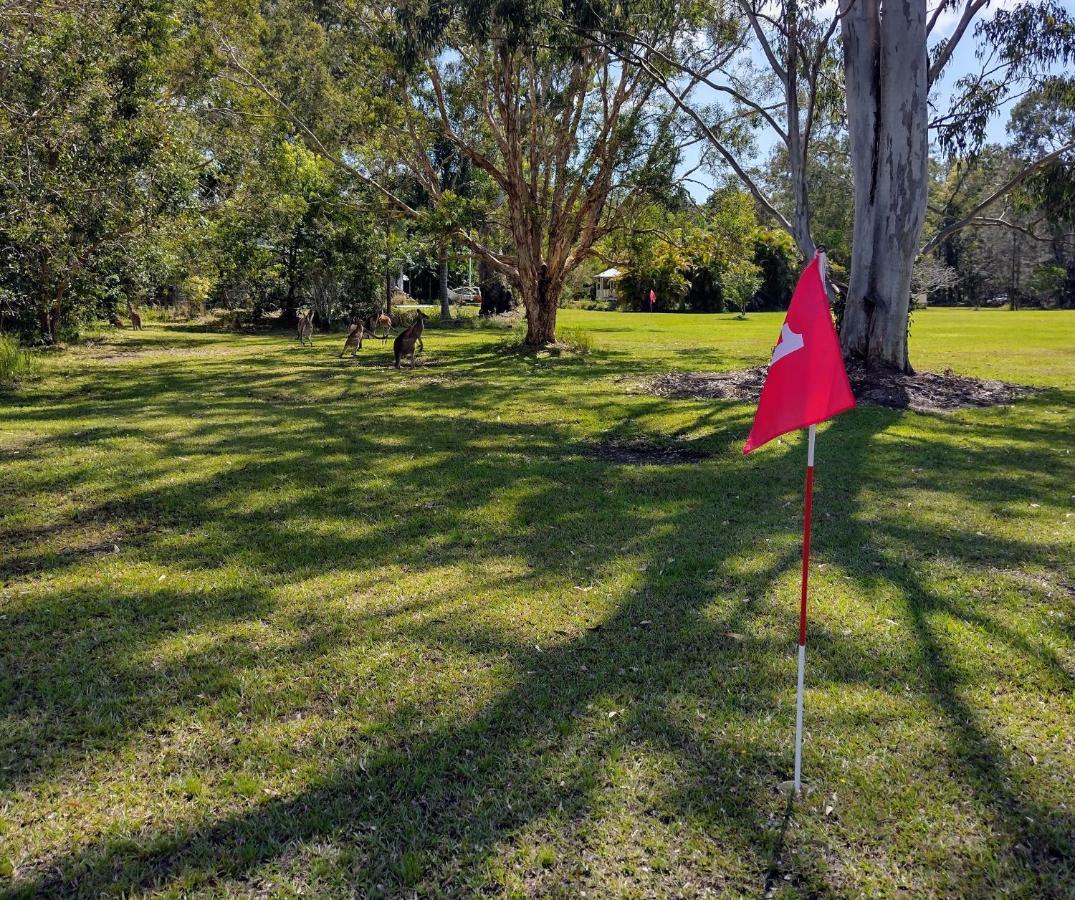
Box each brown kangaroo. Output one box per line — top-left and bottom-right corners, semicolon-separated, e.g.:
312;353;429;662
297;308;314;346
126;301;142;331
370;310;392;345
108;311;124;328
393;310;427;368
340;321;365;357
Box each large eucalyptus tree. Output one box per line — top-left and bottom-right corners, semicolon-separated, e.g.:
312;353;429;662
586;0;1075;371
215;1;701;345
390;3;701;344
840;0;1075;369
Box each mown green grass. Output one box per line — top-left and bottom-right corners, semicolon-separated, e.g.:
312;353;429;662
0;309;1072;897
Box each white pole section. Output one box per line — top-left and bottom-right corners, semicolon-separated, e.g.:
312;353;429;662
794;643;806;791
794;424;817;793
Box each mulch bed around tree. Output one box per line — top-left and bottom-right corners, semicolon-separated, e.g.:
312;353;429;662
643;362;1037;413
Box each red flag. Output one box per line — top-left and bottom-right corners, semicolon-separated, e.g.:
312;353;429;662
743;254;854;454
649;288;656;308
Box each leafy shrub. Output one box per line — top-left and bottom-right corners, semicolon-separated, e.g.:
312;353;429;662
392;307;421;329
0;335;40;387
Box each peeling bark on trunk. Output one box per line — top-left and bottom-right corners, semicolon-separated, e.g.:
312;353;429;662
841;0;928;373
523;292;558;345
415;40;662;352
519;263;559;345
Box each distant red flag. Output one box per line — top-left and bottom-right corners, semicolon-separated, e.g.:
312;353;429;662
743;253;854;454
649;288;656;308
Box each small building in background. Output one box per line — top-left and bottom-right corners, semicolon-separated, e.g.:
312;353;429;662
595;267;622;304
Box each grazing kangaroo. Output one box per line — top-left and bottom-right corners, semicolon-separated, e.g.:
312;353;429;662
297;308;314;346
108;311;124;328
393;310;427;368
126;301;142;331
340;321;365;357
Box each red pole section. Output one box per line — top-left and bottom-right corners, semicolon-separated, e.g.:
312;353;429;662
799;440;816;646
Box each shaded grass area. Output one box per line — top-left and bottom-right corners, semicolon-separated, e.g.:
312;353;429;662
0;310;1073;896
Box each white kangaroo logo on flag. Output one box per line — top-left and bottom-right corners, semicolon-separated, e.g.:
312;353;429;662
770;323;804;366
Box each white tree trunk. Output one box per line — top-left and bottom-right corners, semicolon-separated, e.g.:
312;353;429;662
840;0;929;372
785;2;816;261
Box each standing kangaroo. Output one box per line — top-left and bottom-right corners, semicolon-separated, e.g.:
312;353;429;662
393;310;427;368
297;308;314;346
370;310;392;345
126;301;142;331
340;321;365;357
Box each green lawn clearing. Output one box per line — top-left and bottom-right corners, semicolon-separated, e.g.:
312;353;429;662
1;308;1072;897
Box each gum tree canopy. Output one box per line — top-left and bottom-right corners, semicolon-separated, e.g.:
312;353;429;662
218;0;700;345
390;1;697;345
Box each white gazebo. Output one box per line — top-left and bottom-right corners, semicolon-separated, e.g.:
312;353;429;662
595;267;623;303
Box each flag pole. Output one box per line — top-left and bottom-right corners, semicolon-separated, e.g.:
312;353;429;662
793;423;816;793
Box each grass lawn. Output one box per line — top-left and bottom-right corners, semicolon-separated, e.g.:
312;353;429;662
0;308;1072;897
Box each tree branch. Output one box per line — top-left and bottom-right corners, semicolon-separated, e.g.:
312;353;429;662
928;0;989;86
920;141;1075;254
215;31;418;217
738;0;788;86
961;216;1073;243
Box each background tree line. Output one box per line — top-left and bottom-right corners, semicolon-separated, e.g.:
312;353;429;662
1;0;1073;366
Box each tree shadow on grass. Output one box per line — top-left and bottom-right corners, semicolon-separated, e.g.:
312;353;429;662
815;399;1075;895
1;340;1072;895
2;367;844;895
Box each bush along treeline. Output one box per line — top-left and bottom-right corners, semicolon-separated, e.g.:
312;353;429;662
1;1;1073;356
574;186;798;315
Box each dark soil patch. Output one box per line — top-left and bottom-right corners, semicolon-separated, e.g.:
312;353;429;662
585;439;709;465
644;362;1037;413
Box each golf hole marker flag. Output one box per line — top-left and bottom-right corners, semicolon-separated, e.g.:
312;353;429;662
743;250;855;793
743;252;855;454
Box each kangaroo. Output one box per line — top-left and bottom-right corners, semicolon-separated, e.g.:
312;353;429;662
370;310;393;345
126;301;142;331
393;310;427;368
340;321;365;357
108;311;124;328
297;308;314;346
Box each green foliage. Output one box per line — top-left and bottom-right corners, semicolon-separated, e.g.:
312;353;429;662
206;141;381;325
937;1;1075;160
0;0;202;342
606;188;793;314
1029;264;1067;305
763;139;854;268
719;259;763;319
556;326;594;354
